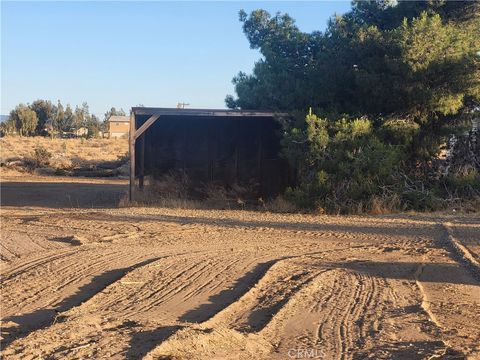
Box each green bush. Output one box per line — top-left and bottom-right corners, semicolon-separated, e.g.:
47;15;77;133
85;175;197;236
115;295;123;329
283;111;409;213
281;111;480;214
442;170;480;200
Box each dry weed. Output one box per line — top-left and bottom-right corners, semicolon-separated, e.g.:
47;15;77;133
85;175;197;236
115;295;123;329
265;196;297;213
0;136;128;176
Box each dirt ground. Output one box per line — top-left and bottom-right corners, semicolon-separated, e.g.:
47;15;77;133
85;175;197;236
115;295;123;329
1;176;127;208
1;176;479;360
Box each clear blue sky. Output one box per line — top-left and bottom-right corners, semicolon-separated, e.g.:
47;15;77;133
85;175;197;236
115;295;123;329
1;1;351;117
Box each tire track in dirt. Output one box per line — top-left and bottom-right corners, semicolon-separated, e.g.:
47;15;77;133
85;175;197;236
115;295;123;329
145;258;356;359
406;224;480;358
1;248;83;282
0;256;161;351
95;252;274;321
441;222;480;280
1;225;192;318
2;206;479;359
1;252;279;359
202;259;316;332
1;248;150;320
107;256;216;316
146;253;458;360
263;268;384;360
275;270;358;359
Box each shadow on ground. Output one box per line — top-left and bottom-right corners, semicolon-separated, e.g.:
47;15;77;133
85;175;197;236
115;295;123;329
179;260;279;323
1;182;127;208
67;212;443;238
126;325;183;360
325;260;478;286
1;258;159;349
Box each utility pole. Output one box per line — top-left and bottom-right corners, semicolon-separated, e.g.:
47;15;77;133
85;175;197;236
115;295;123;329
176;102;190;109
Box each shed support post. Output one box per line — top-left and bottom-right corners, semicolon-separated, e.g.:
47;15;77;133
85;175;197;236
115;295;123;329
257;124;263;193
139;134;145;189
234;121;239;184
129;112;136;201
207;122;215;182
257;125;262;171
182;122;187;170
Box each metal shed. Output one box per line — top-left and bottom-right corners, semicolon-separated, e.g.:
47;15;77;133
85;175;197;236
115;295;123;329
129;107;293;201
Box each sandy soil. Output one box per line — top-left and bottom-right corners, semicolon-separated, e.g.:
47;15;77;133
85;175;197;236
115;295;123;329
1;176;479;360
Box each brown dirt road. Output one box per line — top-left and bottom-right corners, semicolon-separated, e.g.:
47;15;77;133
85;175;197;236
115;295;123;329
1;176;479;359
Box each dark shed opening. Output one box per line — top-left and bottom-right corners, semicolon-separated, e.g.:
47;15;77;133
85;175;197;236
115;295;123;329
129;107;293;201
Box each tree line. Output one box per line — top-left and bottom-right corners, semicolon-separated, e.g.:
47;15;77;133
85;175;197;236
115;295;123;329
2;100;126;138
227;1;479;212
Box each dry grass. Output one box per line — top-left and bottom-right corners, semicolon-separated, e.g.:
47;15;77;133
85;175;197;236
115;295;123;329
121;193;202;209
128;172;281;211
0;136;128;167
123;175;300;212
0;136;128;175
264;195;298;213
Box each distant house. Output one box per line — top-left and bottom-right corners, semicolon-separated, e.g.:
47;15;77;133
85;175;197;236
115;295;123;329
107;115;130;138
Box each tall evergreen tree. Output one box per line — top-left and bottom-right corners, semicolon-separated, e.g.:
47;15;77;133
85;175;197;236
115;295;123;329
53;100;65;133
227;1;480;211
9;104;38;136
29;99;56;135
73;102;90;131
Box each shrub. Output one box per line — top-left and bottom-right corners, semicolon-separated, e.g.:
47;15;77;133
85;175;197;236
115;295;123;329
265;195;298;213
380;119;420;145
283;111;408;213
33;145;52;167
281;110;480;214
152;170;191;199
